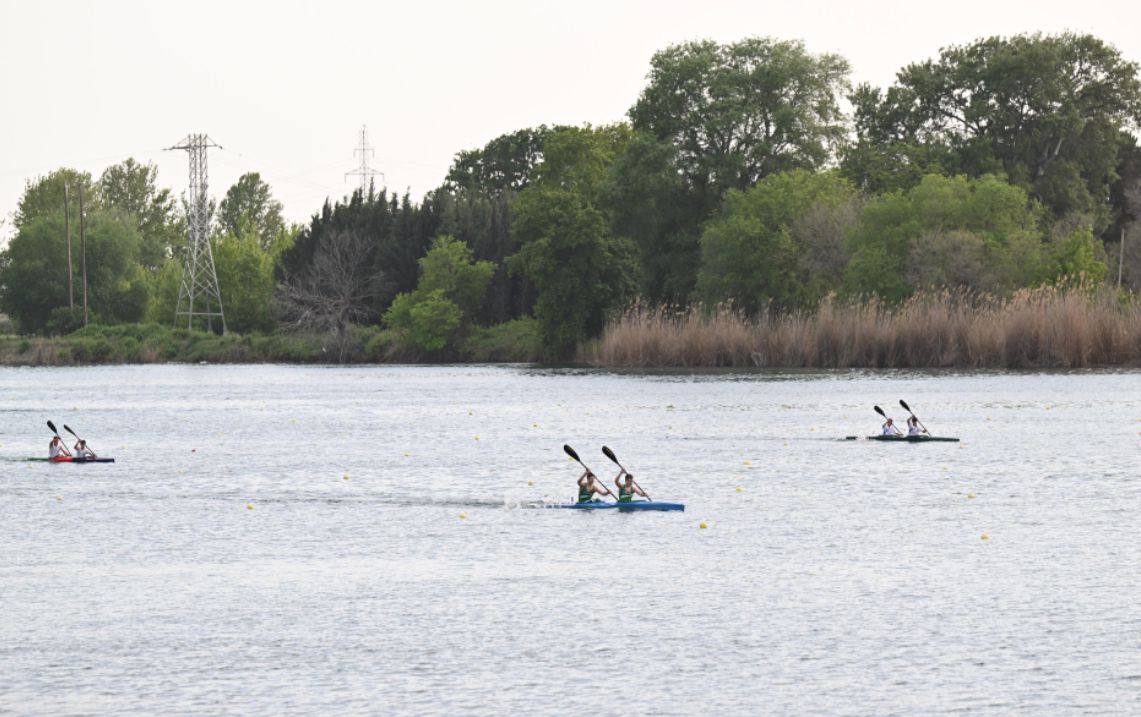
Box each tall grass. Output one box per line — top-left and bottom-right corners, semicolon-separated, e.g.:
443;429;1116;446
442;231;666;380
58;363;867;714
589;287;1141;369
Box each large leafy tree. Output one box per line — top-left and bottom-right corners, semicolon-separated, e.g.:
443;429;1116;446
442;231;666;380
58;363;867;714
509;125;639;358
99;158;184;271
444;126;568;194
629;38;850;206
13;168;97;230
697;170;858;312
217;172;285;250
845;33;1141;229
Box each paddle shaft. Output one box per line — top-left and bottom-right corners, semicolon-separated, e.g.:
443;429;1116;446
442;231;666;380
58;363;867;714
899;400;931;436
602;446;651;501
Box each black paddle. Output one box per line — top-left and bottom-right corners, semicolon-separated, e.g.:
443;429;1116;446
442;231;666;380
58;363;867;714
602;446;651;501
899;400;931;436
873;405;901;435
63;424;97;457
564;444;612;501
46;420;72;457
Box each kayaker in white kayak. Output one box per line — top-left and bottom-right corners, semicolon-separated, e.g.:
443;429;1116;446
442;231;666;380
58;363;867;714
73;439;97;460
577;471;614;504
906;416;926;436
882;418;903;436
614;470;648;504
49;436;71;458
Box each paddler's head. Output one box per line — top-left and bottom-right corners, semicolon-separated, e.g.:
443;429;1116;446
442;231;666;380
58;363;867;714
623;473;634;485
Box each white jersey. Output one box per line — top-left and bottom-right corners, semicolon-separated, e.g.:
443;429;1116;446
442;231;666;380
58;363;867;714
49;443;62;458
882;425;896;435
908;425;922;436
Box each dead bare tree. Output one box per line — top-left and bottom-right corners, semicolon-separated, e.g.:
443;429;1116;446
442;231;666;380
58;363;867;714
277;230;386;361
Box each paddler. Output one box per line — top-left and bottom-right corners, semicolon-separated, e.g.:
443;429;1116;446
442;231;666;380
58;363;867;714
613;469;648;503
577;470;614;504
882;417;902;436
72;439;97;460
906;416;925;436
49;435;71;459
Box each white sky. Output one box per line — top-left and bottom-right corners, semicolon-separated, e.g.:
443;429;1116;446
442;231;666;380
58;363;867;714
1;0;1138;240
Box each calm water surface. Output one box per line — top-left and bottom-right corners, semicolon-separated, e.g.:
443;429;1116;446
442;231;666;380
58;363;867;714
1;365;1139;715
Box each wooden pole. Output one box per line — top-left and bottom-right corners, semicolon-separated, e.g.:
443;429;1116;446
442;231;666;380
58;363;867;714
79;185;88;327
64;185;74;310
1119;225;1126;290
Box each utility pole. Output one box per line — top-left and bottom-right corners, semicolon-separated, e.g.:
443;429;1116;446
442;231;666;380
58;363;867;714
64;185;74;310
78;185;88;326
1119;226;1126;290
344;125;383;197
167;133;226;333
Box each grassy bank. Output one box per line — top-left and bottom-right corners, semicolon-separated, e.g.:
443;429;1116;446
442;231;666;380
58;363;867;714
588;288;1141;369
0;319;544;366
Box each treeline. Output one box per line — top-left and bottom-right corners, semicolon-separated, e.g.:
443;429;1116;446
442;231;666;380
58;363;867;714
3;32;1141;364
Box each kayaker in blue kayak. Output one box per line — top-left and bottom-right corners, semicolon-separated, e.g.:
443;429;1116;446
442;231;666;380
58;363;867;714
614;470;648;503
73;439;97;460
577;471;614;504
49;436;71;459
882;417;903;436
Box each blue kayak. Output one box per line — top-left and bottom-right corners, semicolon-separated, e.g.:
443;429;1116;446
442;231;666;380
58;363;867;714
551;501;684;512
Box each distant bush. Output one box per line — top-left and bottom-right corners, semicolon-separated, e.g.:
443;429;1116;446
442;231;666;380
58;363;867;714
464;318;543;362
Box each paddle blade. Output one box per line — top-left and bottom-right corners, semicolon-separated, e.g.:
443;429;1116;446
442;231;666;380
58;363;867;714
873;405;886;417
47;420;58;434
899;399;913;413
63;424;79;438
563;444;581;463
602;446;619;464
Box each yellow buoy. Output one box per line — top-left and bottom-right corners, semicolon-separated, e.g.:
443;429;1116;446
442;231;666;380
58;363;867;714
735;486;743;492
699;521;708;529
943;465;949;471
980;533;989;540
468;410;473;416
809;427;816;432
967;493;976;499
459;512;467;520
56;495;62;501
246;503;254;510
342;473;350;480
474;436;479;441
527;480;534;486
404;452;411;457
532;423;538;428
743;460;752;466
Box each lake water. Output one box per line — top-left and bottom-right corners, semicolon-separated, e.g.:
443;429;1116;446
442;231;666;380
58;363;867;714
1;365;1139;715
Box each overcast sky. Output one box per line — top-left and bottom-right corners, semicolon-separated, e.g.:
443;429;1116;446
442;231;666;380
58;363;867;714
2;0;1139;240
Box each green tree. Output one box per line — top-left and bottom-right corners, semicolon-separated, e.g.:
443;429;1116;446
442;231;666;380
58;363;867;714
13;168;97;230
445;126;568;193
99;158;185;271
846;33;1141;228
212;224;277;333
697;170;858;312
0;209;147;332
508;126;639;358
630;38;850;205
217;172;285;250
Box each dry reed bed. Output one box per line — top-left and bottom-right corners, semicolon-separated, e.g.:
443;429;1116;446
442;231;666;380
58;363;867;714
589;288;1141;369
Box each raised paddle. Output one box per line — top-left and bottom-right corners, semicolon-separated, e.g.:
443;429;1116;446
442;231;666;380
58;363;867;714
873;405;902;435
46;420;73;456
63;424;97;456
601;446;652;501
899;400;931;436
564;444;612;501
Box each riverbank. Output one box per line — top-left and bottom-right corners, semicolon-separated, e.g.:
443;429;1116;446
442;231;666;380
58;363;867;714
588;287;1141;369
0;319;543;366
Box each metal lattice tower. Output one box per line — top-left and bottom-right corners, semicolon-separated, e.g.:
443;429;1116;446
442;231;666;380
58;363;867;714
345;125;383;195
168;134;226;333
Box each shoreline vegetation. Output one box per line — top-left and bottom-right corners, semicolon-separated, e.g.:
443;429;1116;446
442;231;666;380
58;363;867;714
3;288;1140;369
587;287;1141;369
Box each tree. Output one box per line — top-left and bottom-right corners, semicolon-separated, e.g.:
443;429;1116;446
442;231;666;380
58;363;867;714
846;33;1141;229
445;126;567;194
383;235;496;357
217;172;285;250
630;38;850;206
99;158;184;271
277;230;385;361
697;170;858;312
13;168;97;230
212;225;277;333
508;126;640;358
0;210;147;332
